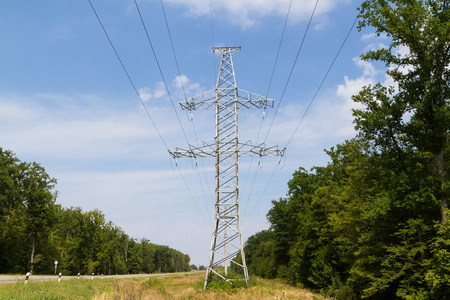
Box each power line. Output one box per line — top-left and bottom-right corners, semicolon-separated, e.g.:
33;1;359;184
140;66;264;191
241;0;293;208
210;0;217;77
133;0;191;146
242;16;358;224
87;0;169;151
241;0;318;216
265;0;293;99
285;17;358;149
159;0;213;225
242;163;280;226
263;0;320;143
175;166;212;226
159;0;187;99
241;163;262;221
88;0;211;226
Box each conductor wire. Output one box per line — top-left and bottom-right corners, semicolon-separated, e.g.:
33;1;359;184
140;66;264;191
285;17;358;149
133;0;191;146
263;0;320;144
88;0;169;150
159;0;213;225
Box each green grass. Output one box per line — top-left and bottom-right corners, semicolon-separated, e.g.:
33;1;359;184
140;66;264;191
0;272;331;299
0;278;114;300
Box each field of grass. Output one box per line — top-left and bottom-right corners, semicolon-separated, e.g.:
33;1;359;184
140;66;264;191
0;272;329;299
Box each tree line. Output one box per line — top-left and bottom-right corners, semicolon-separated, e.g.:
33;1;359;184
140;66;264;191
0;148;190;275
241;0;450;299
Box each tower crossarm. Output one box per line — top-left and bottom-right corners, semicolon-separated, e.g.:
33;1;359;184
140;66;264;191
169;140;285;159
180;89;275;111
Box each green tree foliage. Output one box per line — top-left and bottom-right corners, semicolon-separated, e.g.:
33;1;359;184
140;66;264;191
0;148;57;274
0;148;190;275
356;0;450;223
244;230;277;278
245;138;447;298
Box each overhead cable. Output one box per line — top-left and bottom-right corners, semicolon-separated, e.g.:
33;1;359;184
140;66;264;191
242;163;280;225
175;166;211;226
263;0;320;143
265;0;293;99
210;0;217;77
133;0;191;146
159;0;213;225
241;0;293;203
89;0;211;226
159;0;187;99
243;16;358;224
242;0;318;218
87;0;169;150
285;17;358;149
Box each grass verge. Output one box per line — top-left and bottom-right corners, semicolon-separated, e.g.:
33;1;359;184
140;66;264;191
0;272;330;300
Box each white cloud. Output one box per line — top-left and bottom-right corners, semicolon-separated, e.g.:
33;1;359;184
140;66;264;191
0;93;182;164
360;32;389;52
172;74;202;96
173;74;188;89
165;0;339;29
0;90;219;265
138;82;167;102
384;44;412;89
336;57;378;103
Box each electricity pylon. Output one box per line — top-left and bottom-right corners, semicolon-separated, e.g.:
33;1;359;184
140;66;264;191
170;47;284;288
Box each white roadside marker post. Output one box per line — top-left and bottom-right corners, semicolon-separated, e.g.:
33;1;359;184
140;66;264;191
91;272;94;280
78;272;80;279
58;272;61;282
25;272;30;284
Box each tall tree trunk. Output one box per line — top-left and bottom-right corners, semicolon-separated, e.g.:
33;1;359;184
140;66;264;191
124;238;128;264
434;148;448;224
30;234;35;273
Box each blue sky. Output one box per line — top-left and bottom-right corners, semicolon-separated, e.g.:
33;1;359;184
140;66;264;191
0;0;389;266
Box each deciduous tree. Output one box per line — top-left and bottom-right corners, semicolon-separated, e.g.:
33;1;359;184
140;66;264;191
356;0;450;223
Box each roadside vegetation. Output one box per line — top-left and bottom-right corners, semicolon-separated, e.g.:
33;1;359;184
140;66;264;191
0;148;190;276
0;272;329;300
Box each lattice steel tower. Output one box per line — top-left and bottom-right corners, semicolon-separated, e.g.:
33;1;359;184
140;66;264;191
170;47;284;288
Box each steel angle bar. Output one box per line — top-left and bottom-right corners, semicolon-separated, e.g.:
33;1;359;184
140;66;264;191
227;241;241;251
232;260;245;268
170;141;285;159
178;89;274;111
212;250;241;267
215;234;239;250
213;46;241;54
208;268;232;283
225;224;240;235
180;90;216;110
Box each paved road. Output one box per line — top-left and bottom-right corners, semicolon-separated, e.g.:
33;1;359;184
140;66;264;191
0;272;190;284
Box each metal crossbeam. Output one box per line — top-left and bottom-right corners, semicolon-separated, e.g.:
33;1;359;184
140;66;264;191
180;89;275;110
170;47;283;289
170;140;285;158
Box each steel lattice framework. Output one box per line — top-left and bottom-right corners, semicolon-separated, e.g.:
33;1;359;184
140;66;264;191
170;47;284;288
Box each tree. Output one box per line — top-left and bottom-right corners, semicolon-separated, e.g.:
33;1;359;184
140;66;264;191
0;147;192;276
356;0;450;223
21;162;57;273
245;136;443;298
0;149;57;273
0;148;24;272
